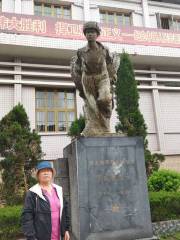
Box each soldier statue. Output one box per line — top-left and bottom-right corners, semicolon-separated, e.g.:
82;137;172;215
71;21;119;136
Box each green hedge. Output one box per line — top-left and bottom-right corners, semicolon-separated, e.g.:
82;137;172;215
160;232;180;239
0;205;23;240
148;170;180;192
149;191;180;222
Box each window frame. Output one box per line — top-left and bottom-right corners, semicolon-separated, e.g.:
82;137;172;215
100;10;133;27
157;13;180;31
34;1;71;19
161;17;171;30
35;89;77;133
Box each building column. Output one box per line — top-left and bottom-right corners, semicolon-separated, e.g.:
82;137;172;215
14;58;22;106
15;0;21;14
83;0;90;21
151;72;166;153
141;0;150;27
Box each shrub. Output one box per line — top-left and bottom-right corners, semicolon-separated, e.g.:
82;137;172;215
68;114;85;137
149;191;180;222
148;170;180;192
0;104;43;205
0;205;23;240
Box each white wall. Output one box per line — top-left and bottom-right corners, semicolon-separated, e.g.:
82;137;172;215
41;134;71;159
159;91;180;155
0;85;14;120
71;3;84;21
92;0;142;12
149;14;157;28
2;0;15;13
15;0;21;14
90;6;100;22
21;0;34;15
132;12;144;27
139;90;159;151
76;90;84;117
22;86;36;130
0;85;35;131
139;91;157;134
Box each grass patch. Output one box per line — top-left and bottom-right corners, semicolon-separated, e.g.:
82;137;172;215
160;232;180;240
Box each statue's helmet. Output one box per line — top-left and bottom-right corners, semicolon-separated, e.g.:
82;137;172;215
83;21;101;36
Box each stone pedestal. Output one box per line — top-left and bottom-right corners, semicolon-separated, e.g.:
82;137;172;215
64;136;154;240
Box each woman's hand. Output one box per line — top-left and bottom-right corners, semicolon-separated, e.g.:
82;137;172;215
64;231;70;240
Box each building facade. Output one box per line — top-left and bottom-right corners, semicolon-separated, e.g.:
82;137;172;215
0;0;180;170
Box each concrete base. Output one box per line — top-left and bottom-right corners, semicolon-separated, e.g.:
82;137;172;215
64;136;154;240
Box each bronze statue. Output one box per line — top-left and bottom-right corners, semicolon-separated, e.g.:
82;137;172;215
71;22;119;136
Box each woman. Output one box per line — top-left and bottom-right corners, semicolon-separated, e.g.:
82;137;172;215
21;161;70;240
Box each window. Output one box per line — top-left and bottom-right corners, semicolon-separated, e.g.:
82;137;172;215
34;3;42;16
34;2;71;19
36;90;76;132
161;17;170;29
157;13;180;30
173;19;180;31
44;4;52;17
100;11;132;27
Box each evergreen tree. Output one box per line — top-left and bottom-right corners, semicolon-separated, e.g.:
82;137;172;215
0;104;42;204
115;52;164;176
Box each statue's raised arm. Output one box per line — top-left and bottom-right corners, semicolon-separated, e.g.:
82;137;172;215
71;21;119;136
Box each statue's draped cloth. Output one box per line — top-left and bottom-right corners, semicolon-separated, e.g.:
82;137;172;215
71;41;119;136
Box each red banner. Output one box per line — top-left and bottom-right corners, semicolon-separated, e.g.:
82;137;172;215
1;12;180;48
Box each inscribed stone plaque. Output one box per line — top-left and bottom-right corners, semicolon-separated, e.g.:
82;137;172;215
64;136;154;240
